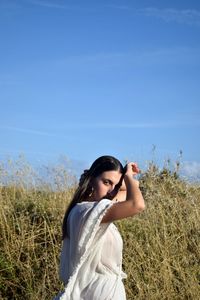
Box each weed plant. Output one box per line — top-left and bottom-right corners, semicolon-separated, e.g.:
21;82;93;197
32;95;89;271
0;157;199;299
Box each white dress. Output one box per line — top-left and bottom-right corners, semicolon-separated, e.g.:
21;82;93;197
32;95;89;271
54;199;127;300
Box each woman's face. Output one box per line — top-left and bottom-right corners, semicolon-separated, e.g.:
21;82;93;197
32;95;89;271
91;170;122;201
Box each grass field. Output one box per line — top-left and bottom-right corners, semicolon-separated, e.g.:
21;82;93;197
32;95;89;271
0;157;199;299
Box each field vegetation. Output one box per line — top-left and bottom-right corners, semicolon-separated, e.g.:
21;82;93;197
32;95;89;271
0;156;199;299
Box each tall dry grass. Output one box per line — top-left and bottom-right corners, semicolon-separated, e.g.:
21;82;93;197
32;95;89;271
0;157;199;299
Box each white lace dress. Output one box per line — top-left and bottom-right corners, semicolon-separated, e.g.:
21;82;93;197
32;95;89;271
54;199;127;300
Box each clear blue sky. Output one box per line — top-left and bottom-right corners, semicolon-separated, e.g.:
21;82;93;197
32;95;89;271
1;0;200;179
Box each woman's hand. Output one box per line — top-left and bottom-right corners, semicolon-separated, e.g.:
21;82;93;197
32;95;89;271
124;162;140;187
125;162;140;176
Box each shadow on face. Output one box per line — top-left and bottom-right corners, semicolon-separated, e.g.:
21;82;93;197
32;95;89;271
112;181;127;202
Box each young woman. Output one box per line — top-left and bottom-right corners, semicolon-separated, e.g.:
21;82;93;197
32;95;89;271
55;155;145;300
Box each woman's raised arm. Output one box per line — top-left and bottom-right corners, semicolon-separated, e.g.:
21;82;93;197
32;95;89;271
101;163;145;223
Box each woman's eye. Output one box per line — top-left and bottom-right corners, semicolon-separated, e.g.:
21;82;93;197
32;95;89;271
104;180;110;185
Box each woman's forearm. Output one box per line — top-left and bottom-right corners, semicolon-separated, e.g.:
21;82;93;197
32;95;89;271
124;174;145;211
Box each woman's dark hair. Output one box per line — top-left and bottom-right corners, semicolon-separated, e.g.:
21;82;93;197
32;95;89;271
62;155;124;239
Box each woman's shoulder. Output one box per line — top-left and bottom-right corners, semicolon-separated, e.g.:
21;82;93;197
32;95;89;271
69;201;95;219
76;200;96;210
68;199;113;223
73;199;112;215
77;199;112;208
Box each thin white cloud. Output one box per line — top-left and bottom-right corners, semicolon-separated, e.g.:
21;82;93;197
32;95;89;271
0;0;70;15
2;2;200;27
0;126;59;137
89;122;168;129
26;0;77;10
138;8;200;26
80;118;200;129
105;4;129;10
0;148;58;158
1;119;199;137
180;161;200;181
107;5;200;26
54;46;200;69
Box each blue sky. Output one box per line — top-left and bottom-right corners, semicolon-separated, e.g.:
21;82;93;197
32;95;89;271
1;0;200;179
